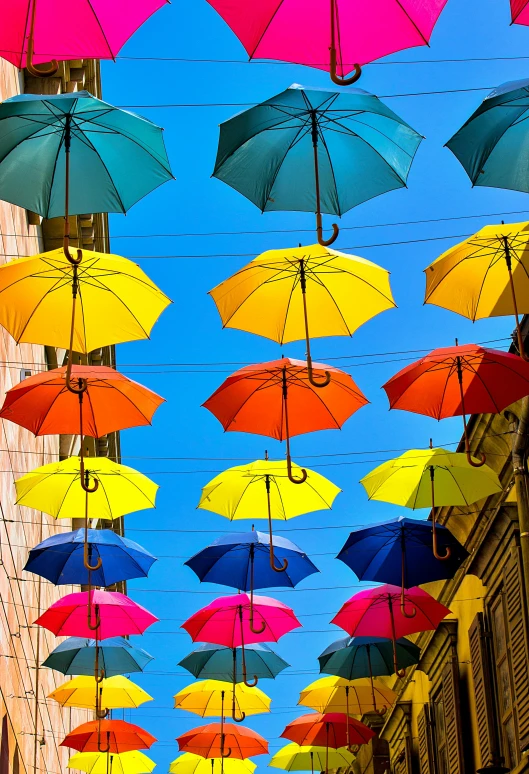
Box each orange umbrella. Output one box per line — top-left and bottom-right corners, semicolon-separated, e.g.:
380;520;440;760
203;357;367;485
177;722;268;759
0;364;163;578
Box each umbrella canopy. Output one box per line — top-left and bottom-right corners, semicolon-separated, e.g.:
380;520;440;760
512;1;529;23
185;531;318;590
337;517;468;587
61;720;157;753
176;723;269;759
299;676;396;715
281;713;375;748
0;0;168;71
182;593;301;647
174;680;271;718
179;643;289;683
446;79;529;198
49;675;153;710
34;590;158;640
15;455;158;520
0;365;164;438
198;459;340;521
43;636;154;678
0;91;173;219
213;85;422;245
318;635;421;680
169;754;256;774
68;751;155;774
269;743;355;772
24;528;157;586
0;248;171;354
206;0;447;80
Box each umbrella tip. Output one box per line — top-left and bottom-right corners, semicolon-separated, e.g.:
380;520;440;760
264;450;268;461
251;524;255;531
455;338;458;346
429;438;433;449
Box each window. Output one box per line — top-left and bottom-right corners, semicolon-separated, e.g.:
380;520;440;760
490;595;519;768
431;689;448;774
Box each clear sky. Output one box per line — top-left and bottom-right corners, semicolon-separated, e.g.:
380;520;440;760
99;0;529;770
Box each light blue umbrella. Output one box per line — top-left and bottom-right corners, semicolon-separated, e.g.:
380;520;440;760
446;78;529;193
213;84;422;246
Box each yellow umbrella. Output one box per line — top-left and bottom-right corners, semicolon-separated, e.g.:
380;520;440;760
198;458;340;572
169;754;256;774
68;751;155;774
424;221;529;359
209;244;395;386
48;675;152;715
299;676;396;717
269;743;355;774
174;680;271;723
0;247;171;390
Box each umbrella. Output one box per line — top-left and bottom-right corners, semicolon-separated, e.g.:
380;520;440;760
0;364;163;575
179;644;288;691
269;743;355;774
0;248;171;357
176;722;269;759
423;221;529;360
185;531;318;602
299;675;396;717
174;680;271;723
61;719;156;754
24;528;157;586
169;755;256;774
318;634;420;681
209;245;395;385
213;85;422;245
42;636;154;678
281;713;374;766
205;0;447;84
512;1;529;23
203;357;367;487
198;459;339;570
49;675;153;715
0;0;168;75
446;79;529;200
382;343;529;466
34;590;158;640
182;593;300;688
15;455;158;520
68;751;155;774
331;584;450;675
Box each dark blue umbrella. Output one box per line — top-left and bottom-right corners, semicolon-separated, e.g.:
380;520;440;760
42;636;154;677
24;529;156;586
318;635;420;680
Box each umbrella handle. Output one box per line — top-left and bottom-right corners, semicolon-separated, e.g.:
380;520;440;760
26;0;59;78
502;238;529;362
220;746;232;759
430;467;451;561
466;447;487;467
347;745;360;755
286;454;307;485
329;47;362;86
96;667;105;684
298;261;332;388
98;732;110;754
87;602;101;631
307;358;331;388
456;356;486;467
231;700;246;723
311;111;339;247
96;706;110;720
281;373;308;485
316;213;339;247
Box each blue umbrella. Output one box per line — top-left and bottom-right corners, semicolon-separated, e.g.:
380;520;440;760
318;635;420;680
24;528;157;587
336;516;467;616
447;78;529;195
213;84;422;246
42;636;154;678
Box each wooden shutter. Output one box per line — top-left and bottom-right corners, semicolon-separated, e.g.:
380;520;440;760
417;705;433;774
468;612;497;767
392;737;412;774
503;545;529;751
442;661;465;774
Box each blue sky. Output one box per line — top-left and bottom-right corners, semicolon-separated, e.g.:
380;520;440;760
99;0;529;770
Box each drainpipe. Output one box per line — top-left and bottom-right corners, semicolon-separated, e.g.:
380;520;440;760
506;396;529;613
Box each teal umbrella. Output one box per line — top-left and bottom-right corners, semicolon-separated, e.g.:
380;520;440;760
213;84;422;246
446;78;529;193
42;636;154;677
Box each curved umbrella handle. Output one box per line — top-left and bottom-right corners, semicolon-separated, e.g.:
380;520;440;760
96;706;110;720
26;10;59;79
249;616;266;635
307;359;331;389
96;667;105;684
84;540;102;572
98;732;110;754
286;455;307;485
221;747;232;759
316;215;339;247
466;448;487;467
66;365;88;395
231;705;246;723
432;518;451;561
347;745;360;755
375;705;387;716
87;602;101;631
243;675;259;688
329;50;362;86
396;667;407;679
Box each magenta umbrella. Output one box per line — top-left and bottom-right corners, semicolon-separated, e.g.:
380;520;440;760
182;593;301;688
0;0;168;78
205;0;448;85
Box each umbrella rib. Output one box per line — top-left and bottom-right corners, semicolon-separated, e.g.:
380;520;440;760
279;272;301;344
394;0;429;44
84;0;115;59
262;119;313;212
315;120;342;217
77;132;127;214
247;0;287;59
472;252;500;319
469;116;521;183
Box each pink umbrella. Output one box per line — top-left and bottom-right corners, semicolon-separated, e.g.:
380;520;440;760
331;584;450;676
34;590;158;640
182;593;301;687
512;0;529;24
0;0;168;78
205;0;448;85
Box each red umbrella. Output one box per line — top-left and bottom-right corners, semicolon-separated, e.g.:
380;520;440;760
182;593;300;687
281;712;374;768
203;357;367;484
177;722;268;759
382;342;529;466
61;720;156;754
331;584;450;675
